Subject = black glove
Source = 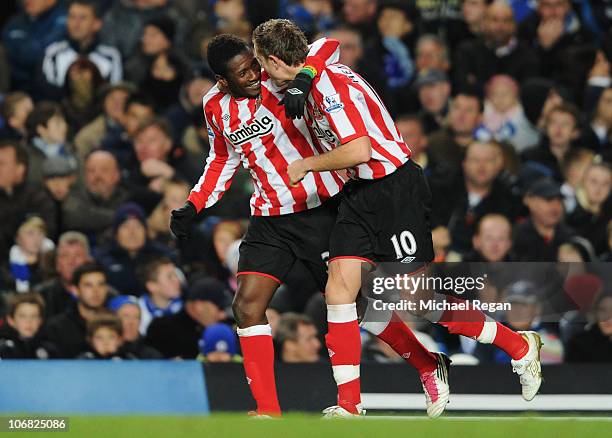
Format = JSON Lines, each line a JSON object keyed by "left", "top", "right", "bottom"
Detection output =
{"left": 170, "top": 201, "right": 197, "bottom": 239}
{"left": 280, "top": 71, "right": 314, "bottom": 119}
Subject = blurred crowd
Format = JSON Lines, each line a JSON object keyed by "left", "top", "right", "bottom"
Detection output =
{"left": 0, "top": 0, "right": 611, "bottom": 364}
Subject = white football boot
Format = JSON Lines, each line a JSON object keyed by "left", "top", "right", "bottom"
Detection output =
{"left": 322, "top": 404, "right": 366, "bottom": 419}
{"left": 420, "top": 353, "right": 451, "bottom": 418}
{"left": 511, "top": 331, "right": 543, "bottom": 401}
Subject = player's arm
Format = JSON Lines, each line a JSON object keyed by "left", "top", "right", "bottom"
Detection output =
{"left": 287, "top": 136, "right": 371, "bottom": 185}
{"left": 170, "top": 107, "right": 240, "bottom": 238}
{"left": 281, "top": 38, "right": 340, "bottom": 119}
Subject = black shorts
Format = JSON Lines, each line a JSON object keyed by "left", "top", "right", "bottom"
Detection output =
{"left": 237, "top": 198, "right": 338, "bottom": 290}
{"left": 329, "top": 160, "right": 434, "bottom": 267}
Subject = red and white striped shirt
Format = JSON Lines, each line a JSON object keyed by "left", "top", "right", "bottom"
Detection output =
{"left": 305, "top": 64, "right": 412, "bottom": 179}
{"left": 188, "top": 39, "right": 344, "bottom": 216}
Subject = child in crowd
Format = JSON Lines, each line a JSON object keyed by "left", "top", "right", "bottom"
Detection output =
{"left": 10, "top": 217, "right": 55, "bottom": 293}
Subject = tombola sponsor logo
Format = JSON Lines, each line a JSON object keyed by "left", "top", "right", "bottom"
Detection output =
{"left": 225, "top": 115, "right": 274, "bottom": 145}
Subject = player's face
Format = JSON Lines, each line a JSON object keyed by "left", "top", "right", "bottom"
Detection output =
{"left": 222, "top": 51, "right": 261, "bottom": 98}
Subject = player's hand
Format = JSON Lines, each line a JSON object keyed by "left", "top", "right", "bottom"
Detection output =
{"left": 287, "top": 159, "right": 308, "bottom": 186}
{"left": 170, "top": 201, "right": 197, "bottom": 239}
{"left": 280, "top": 71, "right": 313, "bottom": 119}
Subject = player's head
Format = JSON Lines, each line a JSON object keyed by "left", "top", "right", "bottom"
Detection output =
{"left": 252, "top": 19, "right": 309, "bottom": 87}
{"left": 207, "top": 34, "right": 261, "bottom": 98}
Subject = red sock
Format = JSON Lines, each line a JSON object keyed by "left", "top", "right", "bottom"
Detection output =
{"left": 437, "top": 296, "right": 529, "bottom": 360}
{"left": 326, "top": 304, "right": 361, "bottom": 414}
{"left": 377, "top": 311, "right": 437, "bottom": 374}
{"left": 237, "top": 324, "right": 281, "bottom": 416}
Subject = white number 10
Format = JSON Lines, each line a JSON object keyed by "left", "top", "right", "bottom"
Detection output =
{"left": 390, "top": 231, "right": 417, "bottom": 259}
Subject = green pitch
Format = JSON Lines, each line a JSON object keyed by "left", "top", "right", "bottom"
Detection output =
{"left": 12, "top": 413, "right": 608, "bottom": 438}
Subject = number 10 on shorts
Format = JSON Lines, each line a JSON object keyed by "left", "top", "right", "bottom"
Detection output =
{"left": 391, "top": 231, "right": 417, "bottom": 263}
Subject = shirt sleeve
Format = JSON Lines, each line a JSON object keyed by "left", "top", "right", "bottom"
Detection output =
{"left": 312, "top": 70, "right": 369, "bottom": 145}
{"left": 187, "top": 105, "right": 241, "bottom": 212}
{"left": 305, "top": 37, "right": 340, "bottom": 72}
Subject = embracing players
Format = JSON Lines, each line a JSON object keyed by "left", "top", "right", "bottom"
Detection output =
{"left": 252, "top": 19, "right": 543, "bottom": 417}
{"left": 170, "top": 34, "right": 451, "bottom": 418}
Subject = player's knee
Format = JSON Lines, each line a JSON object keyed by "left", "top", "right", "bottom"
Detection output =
{"left": 232, "top": 292, "right": 266, "bottom": 327}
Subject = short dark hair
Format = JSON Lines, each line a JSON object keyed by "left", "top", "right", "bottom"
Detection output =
{"left": 126, "top": 92, "right": 156, "bottom": 111}
{"left": 8, "top": 292, "right": 45, "bottom": 319}
{"left": 73, "top": 262, "right": 106, "bottom": 287}
{"left": 134, "top": 116, "right": 172, "bottom": 139}
{"left": 453, "top": 87, "right": 484, "bottom": 113}
{"left": 252, "top": 19, "right": 309, "bottom": 66}
{"left": 69, "top": 0, "right": 101, "bottom": 18}
{"left": 137, "top": 255, "right": 174, "bottom": 287}
{"left": 0, "top": 139, "right": 29, "bottom": 169}
{"left": 207, "top": 34, "right": 251, "bottom": 78}
{"left": 87, "top": 314, "right": 123, "bottom": 338}
{"left": 25, "top": 101, "right": 63, "bottom": 141}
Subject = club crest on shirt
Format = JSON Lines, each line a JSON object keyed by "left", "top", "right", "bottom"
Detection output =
{"left": 224, "top": 115, "right": 274, "bottom": 146}
{"left": 322, "top": 93, "right": 344, "bottom": 113}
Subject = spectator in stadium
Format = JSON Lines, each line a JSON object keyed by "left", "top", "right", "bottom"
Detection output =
{"left": 127, "top": 117, "right": 200, "bottom": 211}
{"left": 560, "top": 148, "right": 596, "bottom": 214}
{"left": 140, "top": 51, "right": 187, "bottom": 112}
{"left": 453, "top": 0, "right": 539, "bottom": 90}
{"left": 364, "top": 0, "right": 419, "bottom": 115}
{"left": 415, "top": 34, "right": 451, "bottom": 75}
{"left": 565, "top": 293, "right": 612, "bottom": 362}
{"left": 341, "top": 0, "right": 378, "bottom": 42}
{"left": 41, "top": 262, "right": 110, "bottom": 358}
{"left": 518, "top": 0, "right": 595, "bottom": 93}
{"left": 79, "top": 313, "right": 136, "bottom": 359}
{"left": 590, "top": 87, "right": 612, "bottom": 151}
{"left": 99, "top": 92, "right": 156, "bottom": 169}
{"left": 108, "top": 294, "right": 162, "bottom": 359}
{"left": 0, "top": 140, "right": 57, "bottom": 265}
{"left": 95, "top": 202, "right": 173, "bottom": 294}
{"left": 34, "top": 231, "right": 91, "bottom": 318}
{"left": 73, "top": 82, "right": 133, "bottom": 159}
{"left": 125, "top": 15, "right": 178, "bottom": 83}
{"left": 211, "top": 0, "right": 251, "bottom": 38}
{"left": 24, "top": 101, "right": 74, "bottom": 186}
{"left": 431, "top": 141, "right": 520, "bottom": 253}
{"left": 60, "top": 58, "right": 106, "bottom": 133}
{"left": 521, "top": 103, "right": 581, "bottom": 183}
{"left": 481, "top": 74, "right": 540, "bottom": 152}
{"left": 395, "top": 115, "right": 435, "bottom": 177}
{"left": 463, "top": 213, "right": 514, "bottom": 262}
{"left": 274, "top": 313, "right": 321, "bottom": 363}
{"left": 0, "top": 92, "right": 34, "bottom": 141}
{"left": 41, "top": 156, "right": 78, "bottom": 206}
{"left": 1, "top": 0, "right": 67, "bottom": 93}
{"left": 0, "top": 292, "right": 58, "bottom": 359}
{"left": 100, "top": 0, "right": 188, "bottom": 59}
{"left": 136, "top": 255, "right": 183, "bottom": 335}
{"left": 39, "top": 0, "right": 122, "bottom": 100}
{"left": 62, "top": 150, "right": 131, "bottom": 239}
{"left": 428, "top": 90, "right": 483, "bottom": 173}
{"left": 475, "top": 281, "right": 564, "bottom": 364}
{"left": 415, "top": 69, "right": 452, "bottom": 134}
{"left": 446, "top": 0, "right": 488, "bottom": 51}
{"left": 145, "top": 277, "right": 230, "bottom": 359}
{"left": 566, "top": 161, "right": 612, "bottom": 255}
{"left": 513, "top": 178, "right": 574, "bottom": 261}
{"left": 9, "top": 216, "right": 55, "bottom": 293}
{"left": 283, "top": 0, "right": 336, "bottom": 39}
{"left": 197, "top": 322, "right": 241, "bottom": 362}
{"left": 163, "top": 75, "right": 214, "bottom": 149}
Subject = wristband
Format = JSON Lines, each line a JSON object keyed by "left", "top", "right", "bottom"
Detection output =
{"left": 300, "top": 65, "right": 317, "bottom": 79}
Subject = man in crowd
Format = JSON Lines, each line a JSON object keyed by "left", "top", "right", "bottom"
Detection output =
{"left": 41, "top": 263, "right": 110, "bottom": 358}
{"left": 40, "top": 0, "right": 122, "bottom": 99}
{"left": 274, "top": 313, "right": 321, "bottom": 363}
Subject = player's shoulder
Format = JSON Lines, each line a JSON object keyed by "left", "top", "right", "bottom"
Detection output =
{"left": 313, "top": 64, "right": 361, "bottom": 95}
{"left": 202, "top": 84, "right": 229, "bottom": 114}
